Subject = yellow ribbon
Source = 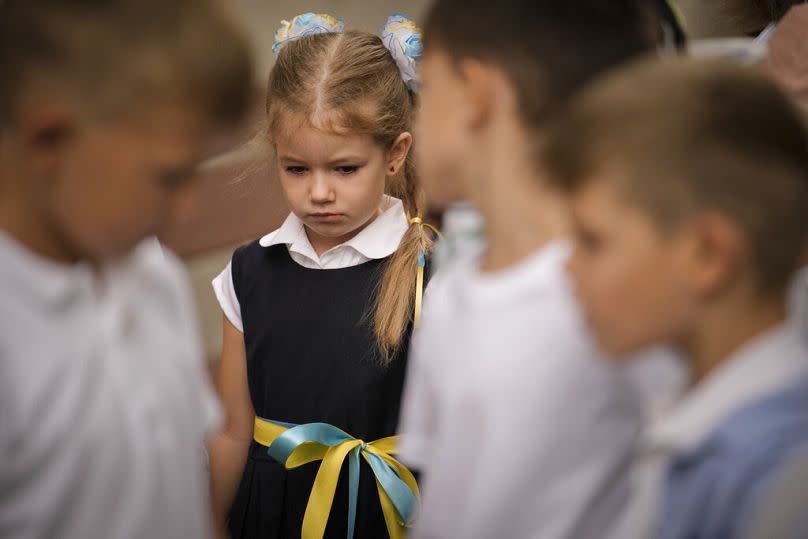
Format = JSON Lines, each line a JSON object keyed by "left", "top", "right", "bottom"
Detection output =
{"left": 408, "top": 216, "right": 444, "bottom": 326}
{"left": 254, "top": 417, "right": 420, "bottom": 539}
{"left": 407, "top": 216, "right": 444, "bottom": 241}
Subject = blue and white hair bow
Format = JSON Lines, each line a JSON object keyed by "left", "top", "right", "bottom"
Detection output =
{"left": 380, "top": 13, "right": 423, "bottom": 92}
{"left": 272, "top": 12, "right": 345, "bottom": 56}
{"left": 272, "top": 12, "right": 423, "bottom": 92}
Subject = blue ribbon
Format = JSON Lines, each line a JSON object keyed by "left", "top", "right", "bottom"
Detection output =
{"left": 263, "top": 419, "right": 418, "bottom": 538}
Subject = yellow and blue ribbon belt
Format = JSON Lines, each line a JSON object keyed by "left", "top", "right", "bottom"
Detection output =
{"left": 253, "top": 417, "right": 420, "bottom": 539}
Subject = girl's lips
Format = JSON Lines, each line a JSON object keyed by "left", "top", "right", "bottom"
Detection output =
{"left": 308, "top": 213, "right": 345, "bottom": 223}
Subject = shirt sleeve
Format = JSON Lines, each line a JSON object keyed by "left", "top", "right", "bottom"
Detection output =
{"left": 212, "top": 261, "right": 243, "bottom": 333}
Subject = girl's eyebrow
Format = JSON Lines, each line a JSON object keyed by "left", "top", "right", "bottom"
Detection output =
{"left": 328, "top": 155, "right": 366, "bottom": 164}
{"left": 277, "top": 154, "right": 307, "bottom": 163}
{"left": 277, "top": 154, "right": 367, "bottom": 164}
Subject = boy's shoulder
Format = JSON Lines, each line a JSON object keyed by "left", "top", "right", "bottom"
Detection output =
{"left": 663, "top": 377, "right": 808, "bottom": 538}
{"left": 418, "top": 240, "right": 608, "bottom": 378}
{"left": 0, "top": 237, "right": 199, "bottom": 363}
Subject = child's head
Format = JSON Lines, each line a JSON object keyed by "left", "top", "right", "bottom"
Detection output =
{"left": 415, "top": 0, "right": 659, "bottom": 209}
{"left": 265, "top": 16, "right": 434, "bottom": 359}
{"left": 0, "top": 0, "right": 252, "bottom": 262}
{"left": 543, "top": 58, "right": 808, "bottom": 359}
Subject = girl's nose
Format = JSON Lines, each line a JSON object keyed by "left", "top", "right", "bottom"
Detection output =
{"left": 309, "top": 173, "right": 335, "bottom": 204}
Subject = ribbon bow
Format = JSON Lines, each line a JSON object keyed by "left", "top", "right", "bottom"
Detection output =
{"left": 254, "top": 417, "right": 420, "bottom": 539}
{"left": 380, "top": 13, "right": 423, "bottom": 91}
{"left": 273, "top": 12, "right": 346, "bottom": 56}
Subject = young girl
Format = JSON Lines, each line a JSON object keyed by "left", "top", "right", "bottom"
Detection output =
{"left": 208, "top": 13, "right": 436, "bottom": 539}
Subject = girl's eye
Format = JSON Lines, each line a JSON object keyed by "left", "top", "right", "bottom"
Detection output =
{"left": 336, "top": 166, "right": 359, "bottom": 175}
{"left": 286, "top": 166, "right": 307, "bottom": 175}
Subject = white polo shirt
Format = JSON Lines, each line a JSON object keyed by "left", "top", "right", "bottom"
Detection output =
{"left": 0, "top": 232, "right": 221, "bottom": 539}
{"left": 213, "top": 196, "right": 409, "bottom": 332}
{"left": 399, "top": 241, "right": 642, "bottom": 539}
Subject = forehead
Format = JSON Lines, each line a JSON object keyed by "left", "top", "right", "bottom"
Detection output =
{"left": 570, "top": 172, "right": 643, "bottom": 224}
{"left": 273, "top": 114, "right": 381, "bottom": 161}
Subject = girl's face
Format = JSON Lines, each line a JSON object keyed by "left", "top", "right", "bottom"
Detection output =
{"left": 274, "top": 117, "right": 411, "bottom": 254}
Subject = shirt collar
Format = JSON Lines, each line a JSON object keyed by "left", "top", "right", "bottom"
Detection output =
{"left": 0, "top": 230, "right": 97, "bottom": 307}
{"left": 258, "top": 196, "right": 408, "bottom": 263}
{"left": 644, "top": 320, "right": 808, "bottom": 454}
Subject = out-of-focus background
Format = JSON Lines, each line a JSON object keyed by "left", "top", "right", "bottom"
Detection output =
{"left": 160, "top": 0, "right": 752, "bottom": 368}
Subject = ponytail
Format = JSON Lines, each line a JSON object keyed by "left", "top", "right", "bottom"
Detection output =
{"left": 373, "top": 155, "right": 437, "bottom": 363}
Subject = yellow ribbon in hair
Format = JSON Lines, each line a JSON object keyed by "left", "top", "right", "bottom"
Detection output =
{"left": 254, "top": 417, "right": 420, "bottom": 539}
{"left": 408, "top": 216, "right": 444, "bottom": 326}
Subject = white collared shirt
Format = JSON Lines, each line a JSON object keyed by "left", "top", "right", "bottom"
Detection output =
{"left": 612, "top": 320, "right": 808, "bottom": 538}
{"left": 212, "top": 196, "right": 408, "bottom": 332}
{"left": 399, "top": 241, "right": 642, "bottom": 539}
{"left": 0, "top": 232, "right": 221, "bottom": 539}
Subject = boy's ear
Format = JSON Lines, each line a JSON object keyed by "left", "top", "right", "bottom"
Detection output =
{"left": 386, "top": 131, "right": 413, "bottom": 177}
{"left": 458, "top": 58, "right": 502, "bottom": 130}
{"left": 18, "top": 102, "right": 75, "bottom": 178}
{"left": 688, "top": 212, "right": 744, "bottom": 297}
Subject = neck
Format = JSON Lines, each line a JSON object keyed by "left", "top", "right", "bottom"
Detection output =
{"left": 0, "top": 170, "right": 81, "bottom": 264}
{"left": 467, "top": 141, "right": 568, "bottom": 272}
{"left": 679, "top": 290, "right": 787, "bottom": 383}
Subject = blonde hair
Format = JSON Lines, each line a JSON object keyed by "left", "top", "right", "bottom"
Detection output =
{"left": 266, "top": 30, "right": 435, "bottom": 362}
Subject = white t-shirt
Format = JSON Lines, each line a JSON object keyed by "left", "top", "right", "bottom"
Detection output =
{"left": 0, "top": 232, "right": 221, "bottom": 539}
{"left": 399, "top": 241, "right": 642, "bottom": 539}
{"left": 213, "top": 196, "right": 409, "bottom": 332}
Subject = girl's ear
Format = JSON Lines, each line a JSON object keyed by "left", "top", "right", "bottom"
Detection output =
{"left": 385, "top": 132, "right": 413, "bottom": 177}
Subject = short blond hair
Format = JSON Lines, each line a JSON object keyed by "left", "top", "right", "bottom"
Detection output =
{"left": 544, "top": 58, "right": 808, "bottom": 291}
{"left": 0, "top": 0, "right": 253, "bottom": 128}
